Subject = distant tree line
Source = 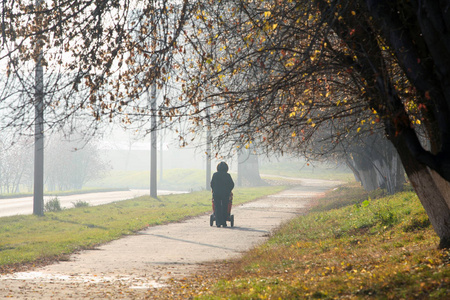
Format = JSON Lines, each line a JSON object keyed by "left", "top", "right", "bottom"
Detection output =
{"left": 0, "top": 135, "right": 108, "bottom": 194}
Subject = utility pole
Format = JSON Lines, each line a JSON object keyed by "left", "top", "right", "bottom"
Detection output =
{"left": 206, "top": 104, "right": 211, "bottom": 191}
{"left": 33, "top": 0, "right": 44, "bottom": 216}
{"left": 150, "top": 83, "right": 157, "bottom": 198}
{"left": 160, "top": 129, "right": 164, "bottom": 181}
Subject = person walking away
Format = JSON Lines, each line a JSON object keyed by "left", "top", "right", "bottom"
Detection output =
{"left": 211, "top": 162, "right": 234, "bottom": 227}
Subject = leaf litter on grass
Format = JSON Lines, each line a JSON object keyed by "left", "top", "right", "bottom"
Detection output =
{"left": 150, "top": 184, "right": 450, "bottom": 299}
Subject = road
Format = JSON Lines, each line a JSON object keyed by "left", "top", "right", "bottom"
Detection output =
{"left": 0, "top": 178, "right": 341, "bottom": 299}
{"left": 0, "top": 189, "right": 185, "bottom": 217}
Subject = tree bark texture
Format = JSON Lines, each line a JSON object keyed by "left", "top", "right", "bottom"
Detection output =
{"left": 346, "top": 134, "right": 405, "bottom": 194}
{"left": 393, "top": 135, "right": 450, "bottom": 249}
{"left": 318, "top": 0, "right": 450, "bottom": 247}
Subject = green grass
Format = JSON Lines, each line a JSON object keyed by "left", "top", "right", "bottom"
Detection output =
{"left": 0, "top": 186, "right": 285, "bottom": 272}
{"left": 157, "top": 183, "right": 450, "bottom": 299}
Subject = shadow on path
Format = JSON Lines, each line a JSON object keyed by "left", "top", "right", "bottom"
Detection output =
{"left": 142, "top": 233, "right": 237, "bottom": 252}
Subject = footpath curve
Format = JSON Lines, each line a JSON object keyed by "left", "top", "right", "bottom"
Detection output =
{"left": 0, "top": 178, "right": 340, "bottom": 299}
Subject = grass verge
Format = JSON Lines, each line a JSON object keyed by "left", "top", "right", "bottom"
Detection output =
{"left": 156, "top": 183, "right": 449, "bottom": 299}
{"left": 0, "top": 186, "right": 285, "bottom": 273}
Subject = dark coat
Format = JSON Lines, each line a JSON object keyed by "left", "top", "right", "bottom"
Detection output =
{"left": 210, "top": 163, "right": 234, "bottom": 201}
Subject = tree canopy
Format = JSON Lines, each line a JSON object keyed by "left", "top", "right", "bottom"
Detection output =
{"left": 172, "top": 0, "right": 450, "bottom": 248}
{"left": 0, "top": 0, "right": 190, "bottom": 136}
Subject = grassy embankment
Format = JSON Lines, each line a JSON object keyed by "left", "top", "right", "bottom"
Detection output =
{"left": 157, "top": 183, "right": 449, "bottom": 299}
{"left": 0, "top": 185, "right": 285, "bottom": 273}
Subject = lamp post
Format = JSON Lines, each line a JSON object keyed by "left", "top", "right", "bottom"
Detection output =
{"left": 150, "top": 83, "right": 157, "bottom": 198}
{"left": 206, "top": 101, "right": 211, "bottom": 191}
{"left": 33, "top": 0, "right": 44, "bottom": 216}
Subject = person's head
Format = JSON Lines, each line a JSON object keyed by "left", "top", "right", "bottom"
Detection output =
{"left": 217, "top": 161, "right": 229, "bottom": 173}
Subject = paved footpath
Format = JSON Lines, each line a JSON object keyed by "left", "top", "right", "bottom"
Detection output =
{"left": 0, "top": 179, "right": 340, "bottom": 299}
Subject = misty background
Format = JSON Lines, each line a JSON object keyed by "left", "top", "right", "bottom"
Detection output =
{"left": 0, "top": 125, "right": 352, "bottom": 196}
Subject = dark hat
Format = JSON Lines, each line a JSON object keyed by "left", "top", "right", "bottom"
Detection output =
{"left": 217, "top": 161, "right": 229, "bottom": 172}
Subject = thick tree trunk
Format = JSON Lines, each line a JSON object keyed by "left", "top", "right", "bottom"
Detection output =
{"left": 359, "top": 167, "right": 379, "bottom": 192}
{"left": 407, "top": 168, "right": 450, "bottom": 249}
{"left": 346, "top": 134, "right": 405, "bottom": 194}
{"left": 372, "top": 148, "right": 406, "bottom": 194}
{"left": 394, "top": 138, "right": 450, "bottom": 249}
{"left": 394, "top": 155, "right": 406, "bottom": 192}
{"left": 430, "top": 171, "right": 450, "bottom": 209}
{"left": 345, "top": 159, "right": 362, "bottom": 183}
{"left": 349, "top": 154, "right": 378, "bottom": 191}
{"left": 237, "top": 149, "right": 266, "bottom": 187}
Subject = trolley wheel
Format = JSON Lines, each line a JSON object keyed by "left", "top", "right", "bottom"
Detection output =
{"left": 210, "top": 214, "right": 215, "bottom": 227}
{"left": 230, "top": 214, "right": 234, "bottom": 227}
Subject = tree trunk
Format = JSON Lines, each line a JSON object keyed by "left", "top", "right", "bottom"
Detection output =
{"left": 394, "top": 137, "right": 450, "bottom": 249}
{"left": 394, "top": 154, "right": 406, "bottom": 193}
{"left": 358, "top": 168, "right": 379, "bottom": 192}
{"left": 407, "top": 168, "right": 450, "bottom": 249}
{"left": 237, "top": 148, "right": 266, "bottom": 187}
{"left": 350, "top": 153, "right": 379, "bottom": 192}
{"left": 346, "top": 159, "right": 362, "bottom": 183}
{"left": 346, "top": 134, "right": 405, "bottom": 194}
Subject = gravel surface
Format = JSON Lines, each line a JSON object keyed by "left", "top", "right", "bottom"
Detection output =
{"left": 0, "top": 179, "right": 340, "bottom": 299}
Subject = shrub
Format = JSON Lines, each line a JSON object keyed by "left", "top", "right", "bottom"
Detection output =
{"left": 72, "top": 200, "right": 90, "bottom": 208}
{"left": 44, "top": 197, "right": 62, "bottom": 212}
{"left": 374, "top": 208, "right": 397, "bottom": 227}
